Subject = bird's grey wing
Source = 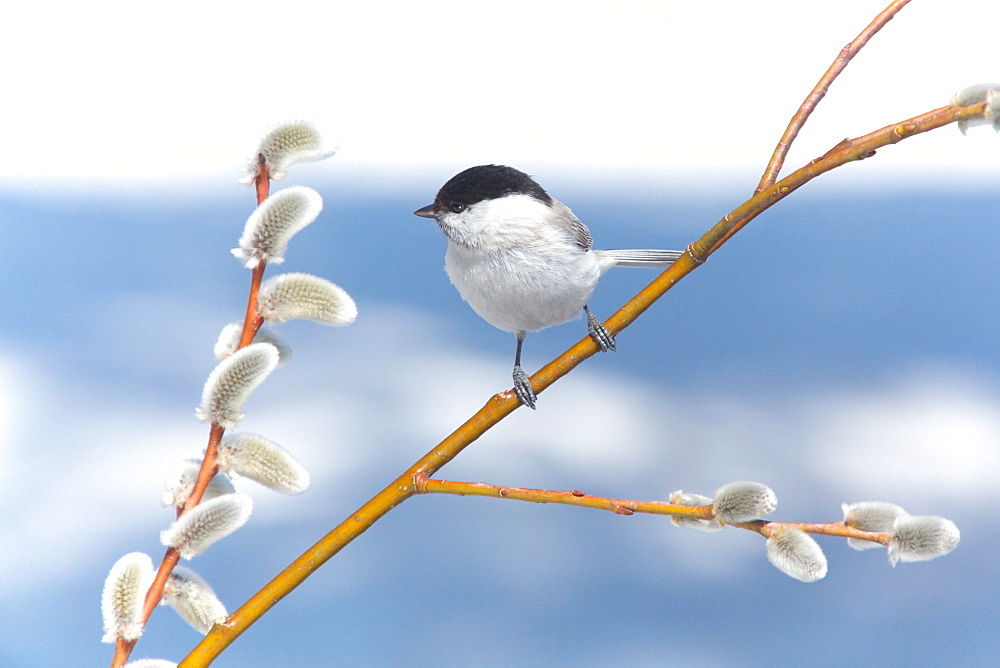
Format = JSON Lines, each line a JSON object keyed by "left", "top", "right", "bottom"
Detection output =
{"left": 550, "top": 201, "right": 593, "bottom": 250}
{"left": 594, "top": 248, "right": 684, "bottom": 268}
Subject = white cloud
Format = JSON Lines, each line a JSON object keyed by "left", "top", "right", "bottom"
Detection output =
{"left": 806, "top": 369, "right": 1000, "bottom": 500}
{"left": 2, "top": 304, "right": 994, "bottom": 595}
{"left": 0, "top": 353, "right": 35, "bottom": 492}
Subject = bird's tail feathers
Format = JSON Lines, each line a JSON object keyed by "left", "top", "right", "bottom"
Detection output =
{"left": 597, "top": 248, "right": 684, "bottom": 268}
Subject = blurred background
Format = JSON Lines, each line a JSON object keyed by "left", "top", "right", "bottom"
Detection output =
{"left": 2, "top": 1, "right": 998, "bottom": 665}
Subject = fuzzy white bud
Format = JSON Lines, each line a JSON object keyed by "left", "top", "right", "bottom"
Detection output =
{"left": 842, "top": 501, "right": 908, "bottom": 551}
{"left": 161, "top": 459, "right": 236, "bottom": 507}
{"left": 668, "top": 489, "right": 722, "bottom": 532}
{"left": 160, "top": 493, "right": 253, "bottom": 559}
{"left": 161, "top": 565, "right": 228, "bottom": 635}
{"left": 257, "top": 273, "right": 358, "bottom": 326}
{"left": 232, "top": 186, "right": 323, "bottom": 268}
{"left": 196, "top": 343, "right": 279, "bottom": 429}
{"left": 101, "top": 552, "right": 154, "bottom": 643}
{"left": 213, "top": 322, "right": 291, "bottom": 365}
{"left": 240, "top": 120, "right": 337, "bottom": 183}
{"left": 712, "top": 481, "right": 778, "bottom": 524}
{"left": 124, "top": 661, "right": 178, "bottom": 668}
{"left": 951, "top": 83, "right": 1000, "bottom": 134}
{"left": 217, "top": 433, "right": 310, "bottom": 494}
{"left": 887, "top": 515, "right": 961, "bottom": 566}
{"left": 766, "top": 526, "right": 828, "bottom": 583}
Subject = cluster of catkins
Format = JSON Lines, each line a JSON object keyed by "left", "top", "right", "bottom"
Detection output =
{"left": 101, "top": 122, "right": 353, "bottom": 660}
{"left": 670, "top": 482, "right": 959, "bottom": 583}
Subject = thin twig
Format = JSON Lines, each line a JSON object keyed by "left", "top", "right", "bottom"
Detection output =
{"left": 180, "top": 100, "right": 985, "bottom": 666}
{"left": 240, "top": 158, "right": 269, "bottom": 347}
{"left": 755, "top": 0, "right": 914, "bottom": 193}
{"left": 704, "top": 103, "right": 973, "bottom": 256}
{"left": 738, "top": 519, "right": 890, "bottom": 545}
{"left": 414, "top": 475, "right": 889, "bottom": 544}
{"left": 414, "top": 474, "right": 714, "bottom": 520}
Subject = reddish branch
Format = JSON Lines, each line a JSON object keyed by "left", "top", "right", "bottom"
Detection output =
{"left": 111, "top": 160, "right": 273, "bottom": 668}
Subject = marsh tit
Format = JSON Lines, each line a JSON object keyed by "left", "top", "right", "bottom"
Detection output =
{"left": 415, "top": 164, "right": 682, "bottom": 410}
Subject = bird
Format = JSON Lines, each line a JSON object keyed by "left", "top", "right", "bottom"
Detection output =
{"left": 414, "top": 164, "right": 683, "bottom": 409}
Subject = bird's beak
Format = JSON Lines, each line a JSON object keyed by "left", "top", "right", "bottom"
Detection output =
{"left": 413, "top": 205, "right": 436, "bottom": 218}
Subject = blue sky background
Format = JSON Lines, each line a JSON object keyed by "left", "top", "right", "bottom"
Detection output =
{"left": 1, "top": 1, "right": 999, "bottom": 666}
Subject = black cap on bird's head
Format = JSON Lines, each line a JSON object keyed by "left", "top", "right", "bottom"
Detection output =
{"left": 413, "top": 165, "right": 552, "bottom": 219}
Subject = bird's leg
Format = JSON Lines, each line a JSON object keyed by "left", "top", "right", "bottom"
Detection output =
{"left": 511, "top": 333, "right": 537, "bottom": 410}
{"left": 584, "top": 305, "right": 616, "bottom": 352}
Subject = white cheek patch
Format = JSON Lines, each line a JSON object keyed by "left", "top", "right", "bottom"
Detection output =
{"left": 452, "top": 195, "right": 558, "bottom": 249}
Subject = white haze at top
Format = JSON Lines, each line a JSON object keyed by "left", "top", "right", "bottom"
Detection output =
{"left": 4, "top": 0, "right": 1000, "bottom": 186}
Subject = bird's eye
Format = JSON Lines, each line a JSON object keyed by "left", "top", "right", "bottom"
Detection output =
{"left": 449, "top": 202, "right": 466, "bottom": 214}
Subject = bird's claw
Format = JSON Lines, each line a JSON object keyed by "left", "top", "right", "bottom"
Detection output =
{"left": 512, "top": 365, "right": 537, "bottom": 410}
{"left": 587, "top": 312, "right": 616, "bottom": 352}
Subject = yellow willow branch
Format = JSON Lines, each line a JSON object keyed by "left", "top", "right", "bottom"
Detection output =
{"left": 181, "top": 101, "right": 984, "bottom": 666}
{"left": 756, "top": 0, "right": 914, "bottom": 192}
{"left": 414, "top": 475, "right": 890, "bottom": 545}
{"left": 414, "top": 474, "right": 714, "bottom": 519}
{"left": 698, "top": 103, "right": 983, "bottom": 257}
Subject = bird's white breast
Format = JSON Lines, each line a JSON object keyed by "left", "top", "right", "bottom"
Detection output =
{"left": 444, "top": 236, "right": 601, "bottom": 335}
